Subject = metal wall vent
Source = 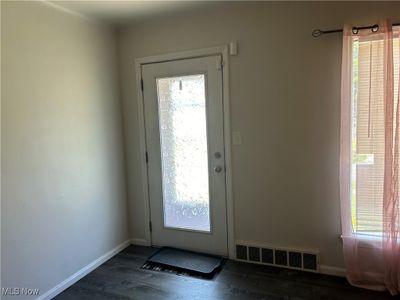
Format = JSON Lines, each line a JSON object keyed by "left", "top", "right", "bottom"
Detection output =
{"left": 235, "top": 243, "right": 319, "bottom": 273}
{"left": 236, "top": 245, "right": 247, "bottom": 260}
{"left": 248, "top": 247, "right": 260, "bottom": 262}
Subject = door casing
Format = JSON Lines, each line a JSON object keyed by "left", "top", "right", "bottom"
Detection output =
{"left": 134, "top": 45, "right": 234, "bottom": 258}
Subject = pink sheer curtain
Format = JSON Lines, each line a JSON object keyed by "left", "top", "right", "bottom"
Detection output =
{"left": 340, "top": 20, "right": 400, "bottom": 295}
{"left": 383, "top": 20, "right": 400, "bottom": 295}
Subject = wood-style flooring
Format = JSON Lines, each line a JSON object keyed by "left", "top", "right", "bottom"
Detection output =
{"left": 55, "top": 245, "right": 393, "bottom": 300}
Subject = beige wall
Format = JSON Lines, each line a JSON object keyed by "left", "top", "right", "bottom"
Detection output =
{"left": 118, "top": 1, "right": 400, "bottom": 269}
{"left": 1, "top": 1, "right": 129, "bottom": 298}
{"left": 3, "top": 2, "right": 400, "bottom": 294}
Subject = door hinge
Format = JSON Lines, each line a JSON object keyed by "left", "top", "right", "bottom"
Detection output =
{"left": 140, "top": 78, "right": 144, "bottom": 91}
{"left": 145, "top": 151, "right": 148, "bottom": 163}
{"left": 149, "top": 221, "right": 152, "bottom": 232}
{"left": 216, "top": 57, "right": 224, "bottom": 70}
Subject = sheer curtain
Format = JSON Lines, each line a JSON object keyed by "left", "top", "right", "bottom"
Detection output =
{"left": 340, "top": 20, "right": 400, "bottom": 295}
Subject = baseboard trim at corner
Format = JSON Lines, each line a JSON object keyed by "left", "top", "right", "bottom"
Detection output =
{"left": 320, "top": 265, "right": 346, "bottom": 277}
{"left": 36, "top": 239, "right": 131, "bottom": 300}
{"left": 130, "top": 238, "right": 150, "bottom": 246}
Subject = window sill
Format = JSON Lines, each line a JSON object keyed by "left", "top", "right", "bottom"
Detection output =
{"left": 340, "top": 234, "right": 382, "bottom": 249}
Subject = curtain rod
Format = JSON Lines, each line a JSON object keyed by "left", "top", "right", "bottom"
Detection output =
{"left": 312, "top": 22, "right": 400, "bottom": 37}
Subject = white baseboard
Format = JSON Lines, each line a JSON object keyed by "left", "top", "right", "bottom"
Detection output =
{"left": 320, "top": 265, "right": 346, "bottom": 277}
{"left": 37, "top": 239, "right": 131, "bottom": 300}
{"left": 130, "top": 238, "right": 150, "bottom": 246}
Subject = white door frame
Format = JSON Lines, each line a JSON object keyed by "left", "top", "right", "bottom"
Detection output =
{"left": 134, "top": 45, "right": 235, "bottom": 258}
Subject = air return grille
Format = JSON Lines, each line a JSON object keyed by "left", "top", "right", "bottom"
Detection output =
{"left": 235, "top": 243, "right": 319, "bottom": 272}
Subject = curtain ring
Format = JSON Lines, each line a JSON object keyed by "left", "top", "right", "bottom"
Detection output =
{"left": 352, "top": 27, "right": 359, "bottom": 35}
{"left": 371, "top": 24, "right": 379, "bottom": 33}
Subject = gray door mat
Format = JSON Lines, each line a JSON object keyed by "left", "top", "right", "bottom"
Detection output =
{"left": 141, "top": 247, "right": 225, "bottom": 279}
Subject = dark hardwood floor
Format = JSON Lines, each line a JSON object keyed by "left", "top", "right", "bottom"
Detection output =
{"left": 55, "top": 245, "right": 392, "bottom": 300}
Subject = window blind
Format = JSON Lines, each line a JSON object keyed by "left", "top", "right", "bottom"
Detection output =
{"left": 351, "top": 37, "right": 399, "bottom": 235}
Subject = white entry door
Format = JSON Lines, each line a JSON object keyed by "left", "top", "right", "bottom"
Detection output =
{"left": 142, "top": 55, "right": 228, "bottom": 256}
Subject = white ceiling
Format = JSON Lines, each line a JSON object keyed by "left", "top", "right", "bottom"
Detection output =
{"left": 49, "top": 0, "right": 213, "bottom": 26}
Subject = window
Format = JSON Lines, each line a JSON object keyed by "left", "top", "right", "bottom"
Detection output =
{"left": 350, "top": 36, "right": 400, "bottom": 236}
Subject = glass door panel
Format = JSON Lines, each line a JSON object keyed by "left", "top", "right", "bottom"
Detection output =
{"left": 156, "top": 74, "right": 210, "bottom": 232}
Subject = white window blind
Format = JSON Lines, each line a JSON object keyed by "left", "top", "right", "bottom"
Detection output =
{"left": 351, "top": 37, "right": 400, "bottom": 236}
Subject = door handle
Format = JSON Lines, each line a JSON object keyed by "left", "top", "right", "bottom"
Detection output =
{"left": 214, "top": 166, "right": 223, "bottom": 173}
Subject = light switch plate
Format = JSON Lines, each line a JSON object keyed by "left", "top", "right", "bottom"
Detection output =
{"left": 229, "top": 41, "right": 238, "bottom": 56}
{"left": 232, "top": 131, "right": 242, "bottom": 145}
